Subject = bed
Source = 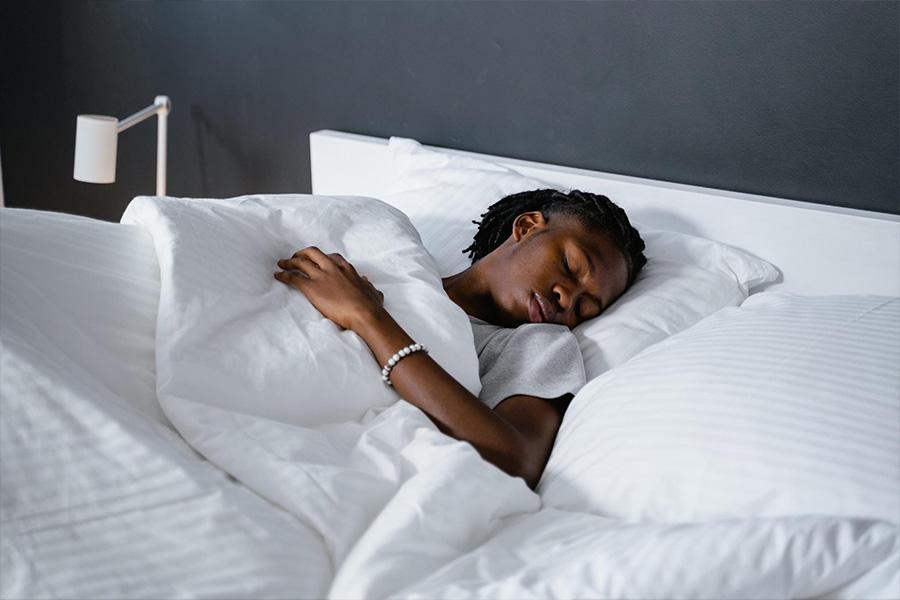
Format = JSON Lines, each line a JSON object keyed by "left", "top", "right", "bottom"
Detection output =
{"left": 1, "top": 130, "right": 898, "bottom": 599}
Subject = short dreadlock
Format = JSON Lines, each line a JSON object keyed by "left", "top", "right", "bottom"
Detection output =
{"left": 462, "top": 189, "right": 647, "bottom": 287}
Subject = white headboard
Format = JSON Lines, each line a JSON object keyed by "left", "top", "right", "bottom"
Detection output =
{"left": 310, "top": 129, "right": 899, "bottom": 296}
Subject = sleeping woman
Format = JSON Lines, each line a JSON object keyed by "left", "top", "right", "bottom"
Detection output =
{"left": 274, "top": 189, "right": 646, "bottom": 489}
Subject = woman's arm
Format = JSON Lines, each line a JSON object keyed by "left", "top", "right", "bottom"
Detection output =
{"left": 275, "top": 247, "right": 561, "bottom": 489}
{"left": 354, "top": 308, "right": 564, "bottom": 488}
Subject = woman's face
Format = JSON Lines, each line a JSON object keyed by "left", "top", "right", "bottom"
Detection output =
{"left": 484, "top": 211, "right": 630, "bottom": 329}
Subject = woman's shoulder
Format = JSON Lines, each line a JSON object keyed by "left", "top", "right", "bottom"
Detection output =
{"left": 468, "top": 314, "right": 573, "bottom": 335}
{"left": 468, "top": 314, "right": 578, "bottom": 352}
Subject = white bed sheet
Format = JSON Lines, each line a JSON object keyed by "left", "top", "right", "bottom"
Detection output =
{"left": 0, "top": 208, "right": 166, "bottom": 427}
{"left": 1, "top": 337, "right": 333, "bottom": 599}
{"left": 1, "top": 209, "right": 332, "bottom": 598}
{"left": 2, "top": 206, "right": 898, "bottom": 599}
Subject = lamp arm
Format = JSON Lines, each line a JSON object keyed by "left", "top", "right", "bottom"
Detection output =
{"left": 115, "top": 96, "right": 171, "bottom": 195}
{"left": 117, "top": 96, "right": 171, "bottom": 132}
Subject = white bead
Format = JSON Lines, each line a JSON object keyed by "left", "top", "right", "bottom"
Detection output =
{"left": 380, "top": 342, "right": 429, "bottom": 385}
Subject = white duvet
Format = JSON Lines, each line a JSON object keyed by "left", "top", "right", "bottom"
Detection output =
{"left": 2, "top": 203, "right": 898, "bottom": 599}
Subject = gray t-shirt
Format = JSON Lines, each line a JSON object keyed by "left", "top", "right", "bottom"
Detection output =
{"left": 468, "top": 315, "right": 587, "bottom": 410}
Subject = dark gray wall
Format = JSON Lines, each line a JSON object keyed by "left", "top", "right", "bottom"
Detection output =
{"left": 2, "top": 1, "right": 897, "bottom": 222}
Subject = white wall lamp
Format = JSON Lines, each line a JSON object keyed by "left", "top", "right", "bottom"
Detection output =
{"left": 73, "top": 95, "right": 171, "bottom": 196}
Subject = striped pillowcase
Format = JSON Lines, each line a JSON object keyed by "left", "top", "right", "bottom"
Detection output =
{"left": 540, "top": 293, "right": 900, "bottom": 524}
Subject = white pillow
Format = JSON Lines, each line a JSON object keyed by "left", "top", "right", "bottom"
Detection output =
{"left": 383, "top": 137, "right": 779, "bottom": 379}
{"left": 539, "top": 293, "right": 900, "bottom": 524}
{"left": 385, "top": 137, "right": 549, "bottom": 277}
{"left": 121, "top": 194, "right": 481, "bottom": 427}
{"left": 575, "top": 226, "right": 777, "bottom": 376}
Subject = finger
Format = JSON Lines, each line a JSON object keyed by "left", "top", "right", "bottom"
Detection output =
{"left": 328, "top": 252, "right": 351, "bottom": 268}
{"left": 298, "top": 246, "right": 334, "bottom": 270}
{"left": 274, "top": 269, "right": 309, "bottom": 285}
{"left": 288, "top": 250, "right": 321, "bottom": 268}
{"left": 278, "top": 256, "right": 320, "bottom": 277}
{"left": 333, "top": 254, "right": 359, "bottom": 275}
{"left": 290, "top": 246, "right": 337, "bottom": 271}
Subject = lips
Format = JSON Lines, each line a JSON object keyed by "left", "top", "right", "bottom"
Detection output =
{"left": 528, "top": 292, "right": 552, "bottom": 324}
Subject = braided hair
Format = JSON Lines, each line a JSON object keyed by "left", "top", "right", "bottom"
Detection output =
{"left": 463, "top": 189, "right": 647, "bottom": 286}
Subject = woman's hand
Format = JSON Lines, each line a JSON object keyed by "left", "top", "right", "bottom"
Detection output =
{"left": 274, "top": 246, "right": 384, "bottom": 331}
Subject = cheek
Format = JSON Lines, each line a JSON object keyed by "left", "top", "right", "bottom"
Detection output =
{"left": 501, "top": 247, "right": 556, "bottom": 301}
{"left": 522, "top": 251, "right": 559, "bottom": 289}
{"left": 492, "top": 250, "right": 539, "bottom": 312}
{"left": 504, "top": 247, "right": 539, "bottom": 288}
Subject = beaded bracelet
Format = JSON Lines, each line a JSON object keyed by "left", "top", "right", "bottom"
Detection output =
{"left": 381, "top": 342, "right": 428, "bottom": 387}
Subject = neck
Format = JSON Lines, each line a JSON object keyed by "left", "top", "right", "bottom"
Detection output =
{"left": 442, "top": 260, "right": 498, "bottom": 323}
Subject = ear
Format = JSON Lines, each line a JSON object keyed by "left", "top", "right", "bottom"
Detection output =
{"left": 512, "top": 211, "right": 547, "bottom": 242}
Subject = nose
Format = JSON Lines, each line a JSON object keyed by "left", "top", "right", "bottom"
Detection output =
{"left": 551, "top": 282, "right": 578, "bottom": 325}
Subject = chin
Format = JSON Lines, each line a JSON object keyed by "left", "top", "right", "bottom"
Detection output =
{"left": 495, "top": 307, "right": 525, "bottom": 328}
{"left": 504, "top": 314, "right": 527, "bottom": 328}
{"left": 491, "top": 295, "right": 531, "bottom": 328}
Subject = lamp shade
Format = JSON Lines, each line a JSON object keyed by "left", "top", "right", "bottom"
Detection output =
{"left": 73, "top": 115, "right": 118, "bottom": 184}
